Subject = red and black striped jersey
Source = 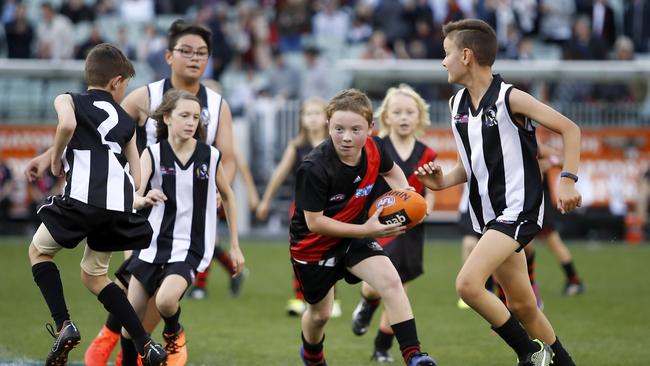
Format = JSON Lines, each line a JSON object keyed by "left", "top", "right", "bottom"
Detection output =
{"left": 289, "top": 136, "right": 393, "bottom": 261}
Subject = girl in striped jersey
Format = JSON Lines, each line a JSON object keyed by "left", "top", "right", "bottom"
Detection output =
{"left": 349, "top": 85, "right": 437, "bottom": 363}
{"left": 120, "top": 90, "right": 245, "bottom": 366}
{"left": 416, "top": 20, "right": 580, "bottom": 366}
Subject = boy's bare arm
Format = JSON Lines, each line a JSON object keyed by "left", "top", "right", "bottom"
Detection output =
{"left": 381, "top": 163, "right": 410, "bottom": 190}
{"left": 120, "top": 86, "right": 149, "bottom": 126}
{"left": 215, "top": 100, "right": 236, "bottom": 184}
{"left": 216, "top": 164, "right": 245, "bottom": 276}
{"left": 124, "top": 134, "right": 140, "bottom": 191}
{"left": 304, "top": 209, "right": 405, "bottom": 239}
{"left": 51, "top": 94, "right": 77, "bottom": 176}
{"left": 509, "top": 88, "right": 582, "bottom": 212}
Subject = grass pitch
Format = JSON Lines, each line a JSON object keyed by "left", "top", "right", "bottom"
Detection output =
{"left": 0, "top": 237, "right": 648, "bottom": 365}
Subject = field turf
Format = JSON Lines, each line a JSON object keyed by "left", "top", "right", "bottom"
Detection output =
{"left": 0, "top": 237, "right": 648, "bottom": 365}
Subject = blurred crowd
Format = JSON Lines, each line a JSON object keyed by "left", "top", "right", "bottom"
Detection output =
{"left": 0, "top": 0, "right": 649, "bottom": 104}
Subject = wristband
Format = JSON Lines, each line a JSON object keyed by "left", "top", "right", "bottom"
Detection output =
{"left": 560, "top": 171, "right": 578, "bottom": 183}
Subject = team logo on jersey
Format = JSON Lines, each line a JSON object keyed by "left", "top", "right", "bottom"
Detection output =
{"left": 196, "top": 163, "right": 209, "bottom": 180}
{"left": 354, "top": 183, "right": 374, "bottom": 198}
{"left": 453, "top": 113, "right": 469, "bottom": 124}
{"left": 200, "top": 108, "right": 211, "bottom": 126}
{"left": 161, "top": 166, "right": 176, "bottom": 175}
{"left": 482, "top": 106, "right": 498, "bottom": 127}
{"left": 329, "top": 193, "right": 346, "bottom": 202}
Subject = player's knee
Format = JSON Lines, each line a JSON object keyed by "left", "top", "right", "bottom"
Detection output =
{"left": 80, "top": 270, "right": 109, "bottom": 294}
{"left": 376, "top": 274, "right": 403, "bottom": 296}
{"left": 507, "top": 298, "right": 538, "bottom": 320}
{"left": 155, "top": 293, "right": 179, "bottom": 315}
{"left": 456, "top": 274, "right": 481, "bottom": 300}
{"left": 306, "top": 307, "right": 331, "bottom": 327}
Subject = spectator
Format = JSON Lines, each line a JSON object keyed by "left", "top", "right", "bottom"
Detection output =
{"left": 300, "top": 45, "right": 332, "bottom": 101}
{"left": 594, "top": 36, "right": 646, "bottom": 103}
{"left": 539, "top": 0, "right": 575, "bottom": 45}
{"left": 346, "top": 5, "right": 373, "bottom": 45}
{"left": 589, "top": 0, "right": 616, "bottom": 50}
{"left": 372, "top": 0, "right": 409, "bottom": 46}
{"left": 36, "top": 2, "right": 75, "bottom": 59}
{"left": 59, "top": 0, "right": 95, "bottom": 24}
{"left": 266, "top": 48, "right": 301, "bottom": 100}
{"left": 75, "top": 25, "right": 105, "bottom": 60}
{"left": 4, "top": 2, "right": 33, "bottom": 58}
{"left": 623, "top": 0, "right": 650, "bottom": 53}
{"left": 94, "top": 0, "right": 117, "bottom": 16}
{"left": 0, "top": 155, "right": 14, "bottom": 222}
{"left": 1, "top": 0, "right": 17, "bottom": 24}
{"left": 312, "top": 0, "right": 349, "bottom": 44}
{"left": 360, "top": 30, "right": 394, "bottom": 59}
{"left": 119, "top": 0, "right": 154, "bottom": 22}
{"left": 197, "top": 4, "right": 234, "bottom": 81}
{"left": 114, "top": 26, "right": 136, "bottom": 60}
{"left": 563, "top": 15, "right": 607, "bottom": 60}
{"left": 275, "top": 0, "right": 311, "bottom": 52}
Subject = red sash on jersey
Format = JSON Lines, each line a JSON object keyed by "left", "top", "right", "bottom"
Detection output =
{"left": 291, "top": 137, "right": 380, "bottom": 261}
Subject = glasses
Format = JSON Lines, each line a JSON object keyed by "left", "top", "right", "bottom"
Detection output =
{"left": 173, "top": 48, "right": 209, "bottom": 60}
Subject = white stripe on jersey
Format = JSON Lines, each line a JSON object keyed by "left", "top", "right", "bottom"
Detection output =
{"left": 106, "top": 152, "right": 126, "bottom": 211}
{"left": 199, "top": 150, "right": 218, "bottom": 272}
{"left": 139, "top": 144, "right": 161, "bottom": 263}
{"left": 169, "top": 165, "right": 194, "bottom": 263}
{"left": 69, "top": 149, "right": 90, "bottom": 203}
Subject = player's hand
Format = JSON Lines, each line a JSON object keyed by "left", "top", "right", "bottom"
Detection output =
{"left": 414, "top": 162, "right": 444, "bottom": 190}
{"left": 229, "top": 246, "right": 246, "bottom": 277}
{"left": 255, "top": 200, "right": 270, "bottom": 221}
{"left": 364, "top": 206, "right": 406, "bottom": 238}
{"left": 145, "top": 189, "right": 167, "bottom": 205}
{"left": 557, "top": 179, "right": 582, "bottom": 214}
{"left": 50, "top": 159, "right": 64, "bottom": 178}
{"left": 25, "top": 154, "right": 50, "bottom": 182}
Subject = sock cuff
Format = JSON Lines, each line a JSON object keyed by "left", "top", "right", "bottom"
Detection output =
{"left": 97, "top": 282, "right": 122, "bottom": 302}
{"left": 32, "top": 261, "right": 58, "bottom": 280}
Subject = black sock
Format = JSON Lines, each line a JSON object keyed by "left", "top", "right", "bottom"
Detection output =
{"left": 105, "top": 312, "right": 122, "bottom": 333}
{"left": 551, "top": 337, "right": 575, "bottom": 366}
{"left": 162, "top": 307, "right": 181, "bottom": 334}
{"left": 391, "top": 319, "right": 421, "bottom": 363}
{"left": 492, "top": 314, "right": 537, "bottom": 361}
{"left": 32, "top": 262, "right": 70, "bottom": 330}
{"left": 120, "top": 335, "right": 139, "bottom": 366}
{"left": 561, "top": 262, "right": 580, "bottom": 283}
{"left": 301, "top": 332, "right": 325, "bottom": 362}
{"left": 374, "top": 327, "right": 394, "bottom": 351}
{"left": 98, "top": 283, "right": 147, "bottom": 354}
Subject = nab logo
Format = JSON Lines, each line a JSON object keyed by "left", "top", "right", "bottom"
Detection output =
{"left": 380, "top": 209, "right": 412, "bottom": 227}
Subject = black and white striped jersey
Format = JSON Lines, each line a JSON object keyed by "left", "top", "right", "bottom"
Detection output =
{"left": 137, "top": 78, "right": 223, "bottom": 151}
{"left": 62, "top": 89, "right": 136, "bottom": 212}
{"left": 450, "top": 74, "right": 544, "bottom": 233}
{"left": 135, "top": 140, "right": 221, "bottom": 271}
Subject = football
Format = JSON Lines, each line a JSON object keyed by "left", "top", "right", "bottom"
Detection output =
{"left": 368, "top": 189, "right": 427, "bottom": 230}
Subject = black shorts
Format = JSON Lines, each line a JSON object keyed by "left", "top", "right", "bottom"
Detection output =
{"left": 381, "top": 225, "right": 424, "bottom": 283}
{"left": 292, "top": 238, "right": 386, "bottom": 304}
{"left": 485, "top": 219, "right": 541, "bottom": 252}
{"left": 126, "top": 257, "right": 195, "bottom": 297}
{"left": 458, "top": 210, "right": 481, "bottom": 238}
{"left": 114, "top": 256, "right": 134, "bottom": 288}
{"left": 38, "top": 196, "right": 152, "bottom": 252}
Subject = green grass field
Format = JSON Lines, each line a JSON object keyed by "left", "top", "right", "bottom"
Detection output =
{"left": 1, "top": 237, "right": 649, "bottom": 365}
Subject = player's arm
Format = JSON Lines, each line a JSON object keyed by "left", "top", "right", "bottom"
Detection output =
{"left": 133, "top": 148, "right": 166, "bottom": 210}
{"left": 509, "top": 88, "right": 582, "bottom": 213}
{"left": 381, "top": 163, "right": 410, "bottom": 190}
{"left": 215, "top": 100, "right": 236, "bottom": 184}
{"left": 415, "top": 154, "right": 467, "bottom": 190}
{"left": 120, "top": 86, "right": 149, "bottom": 126}
{"left": 256, "top": 143, "right": 297, "bottom": 220}
{"left": 51, "top": 94, "right": 76, "bottom": 177}
{"left": 124, "top": 133, "right": 141, "bottom": 191}
{"left": 216, "top": 163, "right": 245, "bottom": 276}
{"left": 304, "top": 209, "right": 405, "bottom": 239}
{"left": 24, "top": 147, "right": 53, "bottom": 182}
{"left": 234, "top": 142, "right": 260, "bottom": 210}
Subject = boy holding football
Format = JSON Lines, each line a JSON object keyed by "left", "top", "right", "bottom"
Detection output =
{"left": 290, "top": 88, "right": 437, "bottom": 366}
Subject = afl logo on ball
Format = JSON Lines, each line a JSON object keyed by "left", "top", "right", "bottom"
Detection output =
{"left": 376, "top": 195, "right": 395, "bottom": 209}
